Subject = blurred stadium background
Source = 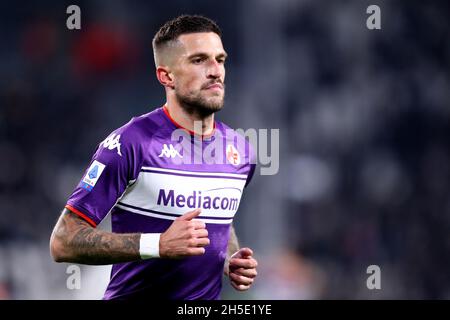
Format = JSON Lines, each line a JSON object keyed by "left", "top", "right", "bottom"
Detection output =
{"left": 0, "top": 0, "right": 449, "bottom": 299}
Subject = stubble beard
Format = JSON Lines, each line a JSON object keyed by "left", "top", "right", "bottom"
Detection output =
{"left": 175, "top": 86, "right": 225, "bottom": 118}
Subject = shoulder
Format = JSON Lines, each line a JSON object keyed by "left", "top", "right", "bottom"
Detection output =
{"left": 94, "top": 107, "right": 166, "bottom": 163}
{"left": 116, "top": 107, "right": 164, "bottom": 139}
{"left": 101, "top": 107, "right": 164, "bottom": 149}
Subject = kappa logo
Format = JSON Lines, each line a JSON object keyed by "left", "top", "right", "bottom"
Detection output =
{"left": 158, "top": 144, "right": 182, "bottom": 159}
{"left": 226, "top": 144, "right": 241, "bottom": 166}
{"left": 101, "top": 133, "right": 122, "bottom": 156}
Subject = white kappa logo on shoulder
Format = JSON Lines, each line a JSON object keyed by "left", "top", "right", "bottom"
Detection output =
{"left": 101, "top": 133, "right": 122, "bottom": 156}
{"left": 158, "top": 144, "right": 182, "bottom": 159}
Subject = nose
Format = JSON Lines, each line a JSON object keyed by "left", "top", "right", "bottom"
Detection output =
{"left": 207, "top": 60, "right": 223, "bottom": 79}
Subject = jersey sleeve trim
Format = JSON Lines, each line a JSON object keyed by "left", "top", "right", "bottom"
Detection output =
{"left": 65, "top": 204, "right": 98, "bottom": 227}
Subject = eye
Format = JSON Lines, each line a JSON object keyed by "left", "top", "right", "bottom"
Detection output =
{"left": 192, "top": 57, "right": 204, "bottom": 64}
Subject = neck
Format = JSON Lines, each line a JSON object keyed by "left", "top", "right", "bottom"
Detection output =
{"left": 165, "top": 97, "right": 215, "bottom": 136}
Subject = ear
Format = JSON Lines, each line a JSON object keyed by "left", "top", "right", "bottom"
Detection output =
{"left": 156, "top": 66, "right": 174, "bottom": 89}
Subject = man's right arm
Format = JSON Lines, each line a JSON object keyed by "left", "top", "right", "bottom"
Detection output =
{"left": 50, "top": 208, "right": 141, "bottom": 265}
{"left": 50, "top": 208, "right": 209, "bottom": 265}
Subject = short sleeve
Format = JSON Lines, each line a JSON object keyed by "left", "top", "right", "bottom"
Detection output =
{"left": 66, "top": 128, "right": 141, "bottom": 227}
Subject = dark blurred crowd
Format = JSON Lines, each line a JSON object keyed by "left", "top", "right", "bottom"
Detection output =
{"left": 282, "top": 0, "right": 450, "bottom": 299}
{"left": 0, "top": 0, "right": 449, "bottom": 299}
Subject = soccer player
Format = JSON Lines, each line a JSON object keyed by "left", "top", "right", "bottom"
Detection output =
{"left": 50, "top": 15, "right": 258, "bottom": 299}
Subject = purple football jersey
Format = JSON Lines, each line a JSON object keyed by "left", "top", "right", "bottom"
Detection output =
{"left": 65, "top": 106, "right": 256, "bottom": 300}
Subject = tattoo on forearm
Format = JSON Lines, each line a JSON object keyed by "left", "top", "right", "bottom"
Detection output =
{"left": 55, "top": 209, "right": 141, "bottom": 265}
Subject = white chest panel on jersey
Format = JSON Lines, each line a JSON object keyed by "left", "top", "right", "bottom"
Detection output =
{"left": 116, "top": 166, "right": 247, "bottom": 224}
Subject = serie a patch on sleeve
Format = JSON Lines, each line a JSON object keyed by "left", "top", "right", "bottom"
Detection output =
{"left": 80, "top": 160, "right": 106, "bottom": 191}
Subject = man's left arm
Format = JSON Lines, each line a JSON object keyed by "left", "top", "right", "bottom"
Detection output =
{"left": 224, "top": 224, "right": 258, "bottom": 291}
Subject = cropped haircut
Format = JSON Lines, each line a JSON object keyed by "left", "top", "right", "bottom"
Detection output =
{"left": 152, "top": 15, "right": 222, "bottom": 65}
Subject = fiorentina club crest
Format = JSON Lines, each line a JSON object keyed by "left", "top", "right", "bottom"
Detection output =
{"left": 226, "top": 144, "right": 240, "bottom": 166}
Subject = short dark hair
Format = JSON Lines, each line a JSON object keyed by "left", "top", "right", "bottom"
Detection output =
{"left": 152, "top": 15, "right": 222, "bottom": 52}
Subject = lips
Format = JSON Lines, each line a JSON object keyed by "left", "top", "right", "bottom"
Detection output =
{"left": 204, "top": 83, "right": 223, "bottom": 90}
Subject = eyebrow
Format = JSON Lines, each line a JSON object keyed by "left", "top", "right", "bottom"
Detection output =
{"left": 187, "top": 52, "right": 228, "bottom": 60}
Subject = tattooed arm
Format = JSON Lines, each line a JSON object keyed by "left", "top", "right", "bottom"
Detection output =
{"left": 50, "top": 208, "right": 141, "bottom": 265}
{"left": 50, "top": 207, "right": 210, "bottom": 265}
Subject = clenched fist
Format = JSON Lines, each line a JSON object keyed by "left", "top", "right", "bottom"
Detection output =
{"left": 159, "top": 209, "right": 210, "bottom": 258}
{"left": 226, "top": 247, "right": 258, "bottom": 291}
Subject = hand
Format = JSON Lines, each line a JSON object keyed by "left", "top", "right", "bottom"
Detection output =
{"left": 159, "top": 209, "right": 210, "bottom": 258}
{"left": 227, "top": 247, "right": 258, "bottom": 291}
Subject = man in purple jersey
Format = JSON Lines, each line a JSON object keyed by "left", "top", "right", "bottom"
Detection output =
{"left": 50, "top": 15, "right": 258, "bottom": 299}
